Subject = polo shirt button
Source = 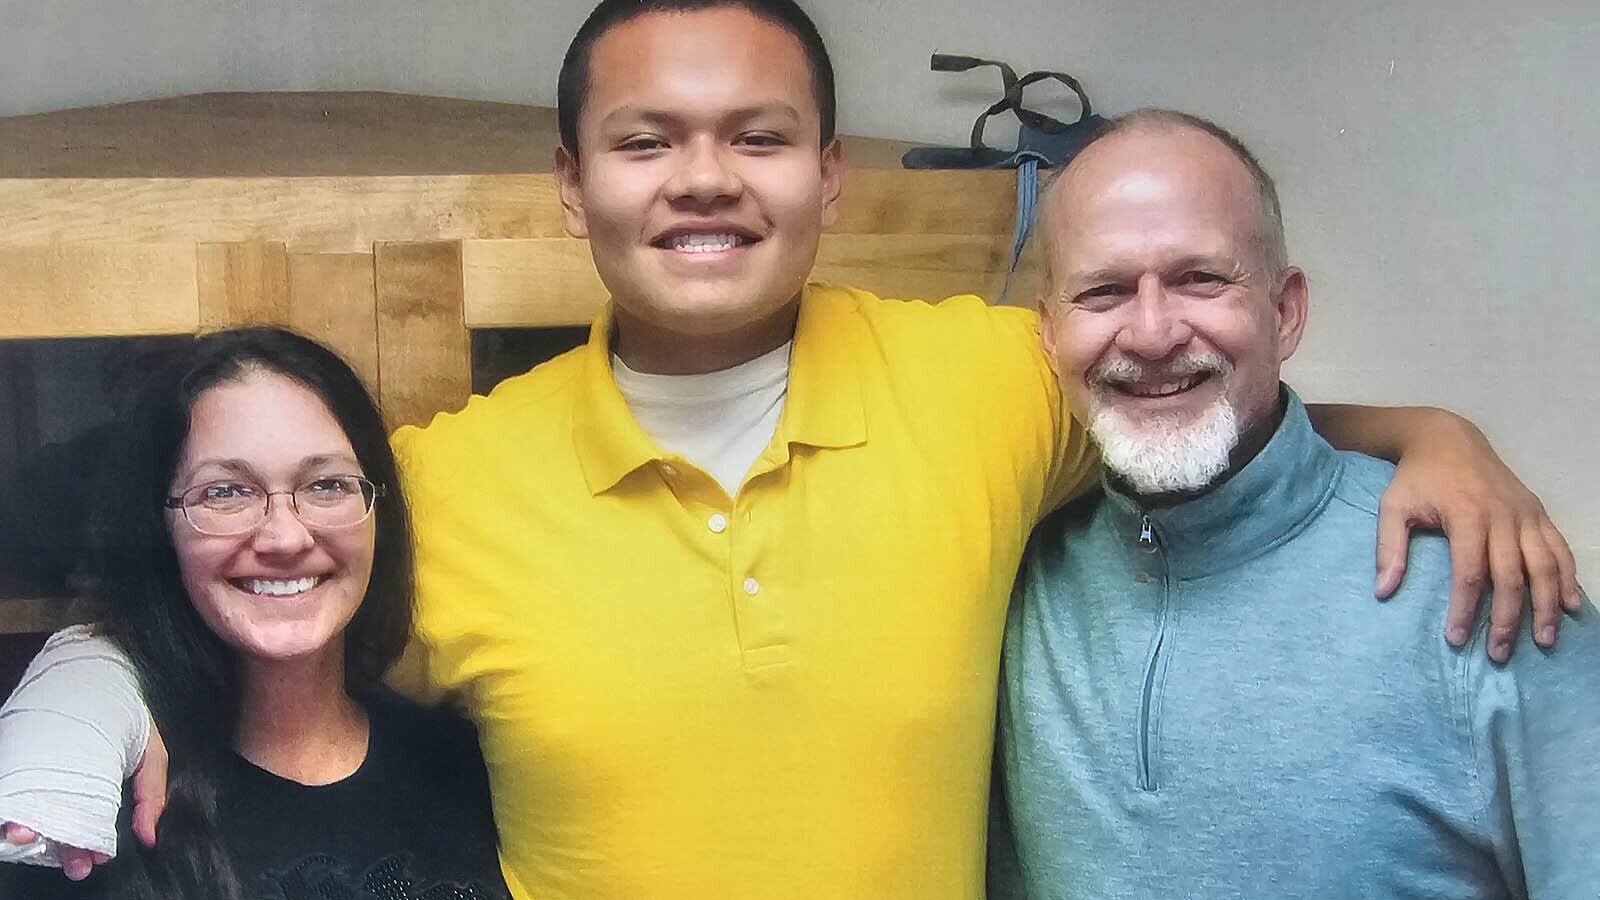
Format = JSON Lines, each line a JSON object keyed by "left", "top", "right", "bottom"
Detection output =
{"left": 708, "top": 513, "right": 728, "bottom": 533}
{"left": 743, "top": 577, "right": 760, "bottom": 596}
{"left": 660, "top": 462, "right": 678, "bottom": 478}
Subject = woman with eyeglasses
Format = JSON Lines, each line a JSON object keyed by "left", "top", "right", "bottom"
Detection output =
{"left": 0, "top": 328, "right": 510, "bottom": 900}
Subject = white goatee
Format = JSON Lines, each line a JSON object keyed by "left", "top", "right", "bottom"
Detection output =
{"left": 1086, "top": 351, "right": 1241, "bottom": 496}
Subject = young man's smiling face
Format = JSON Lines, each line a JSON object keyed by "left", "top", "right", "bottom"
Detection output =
{"left": 556, "top": 6, "right": 843, "bottom": 374}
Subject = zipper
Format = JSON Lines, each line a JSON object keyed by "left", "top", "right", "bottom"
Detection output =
{"left": 1136, "top": 512, "right": 1164, "bottom": 791}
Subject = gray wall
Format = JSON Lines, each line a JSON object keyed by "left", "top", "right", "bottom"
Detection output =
{"left": 4, "top": 0, "right": 1597, "bottom": 589}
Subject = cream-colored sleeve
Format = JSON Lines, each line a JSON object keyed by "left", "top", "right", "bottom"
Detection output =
{"left": 0, "top": 626, "right": 149, "bottom": 863}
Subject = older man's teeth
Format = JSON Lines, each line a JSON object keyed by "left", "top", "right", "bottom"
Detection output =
{"left": 1127, "top": 374, "right": 1205, "bottom": 397}
{"left": 668, "top": 234, "right": 745, "bottom": 252}
{"left": 247, "top": 577, "right": 318, "bottom": 596}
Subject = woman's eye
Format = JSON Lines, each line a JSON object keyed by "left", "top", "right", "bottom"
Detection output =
{"left": 306, "top": 477, "right": 357, "bottom": 496}
{"left": 203, "top": 482, "right": 257, "bottom": 501}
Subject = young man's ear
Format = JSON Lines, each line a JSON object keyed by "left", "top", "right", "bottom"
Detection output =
{"left": 819, "top": 139, "right": 844, "bottom": 228}
{"left": 1273, "top": 267, "right": 1310, "bottom": 363}
{"left": 555, "top": 146, "right": 589, "bottom": 239}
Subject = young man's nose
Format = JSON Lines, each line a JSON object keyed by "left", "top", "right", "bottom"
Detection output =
{"left": 666, "top": 137, "right": 743, "bottom": 204}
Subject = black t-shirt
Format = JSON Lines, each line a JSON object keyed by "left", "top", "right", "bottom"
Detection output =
{"left": 0, "top": 694, "right": 511, "bottom": 900}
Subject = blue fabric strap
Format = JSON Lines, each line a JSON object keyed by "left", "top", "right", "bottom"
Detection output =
{"left": 1000, "top": 157, "right": 1040, "bottom": 305}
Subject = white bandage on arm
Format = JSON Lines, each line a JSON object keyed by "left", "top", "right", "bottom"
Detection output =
{"left": 0, "top": 625, "right": 149, "bottom": 865}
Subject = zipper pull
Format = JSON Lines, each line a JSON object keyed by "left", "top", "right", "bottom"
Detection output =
{"left": 1138, "top": 514, "right": 1155, "bottom": 549}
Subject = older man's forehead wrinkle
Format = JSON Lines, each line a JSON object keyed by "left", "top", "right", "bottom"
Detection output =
{"left": 1062, "top": 240, "right": 1241, "bottom": 281}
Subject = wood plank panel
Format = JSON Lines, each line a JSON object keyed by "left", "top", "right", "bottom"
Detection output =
{"left": 0, "top": 175, "right": 570, "bottom": 252}
{"left": 287, "top": 252, "right": 380, "bottom": 390}
{"left": 832, "top": 168, "right": 1017, "bottom": 236}
{"left": 0, "top": 169, "right": 1015, "bottom": 252}
{"left": 0, "top": 244, "right": 198, "bottom": 338}
{"left": 0, "top": 92, "right": 922, "bottom": 178}
{"left": 461, "top": 238, "right": 606, "bottom": 328}
{"left": 810, "top": 232, "right": 1045, "bottom": 305}
{"left": 196, "top": 241, "right": 290, "bottom": 328}
{"left": 459, "top": 230, "right": 1033, "bottom": 329}
{"left": 374, "top": 242, "right": 470, "bottom": 429}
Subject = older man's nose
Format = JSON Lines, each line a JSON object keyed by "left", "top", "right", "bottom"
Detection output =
{"left": 1117, "top": 281, "right": 1193, "bottom": 360}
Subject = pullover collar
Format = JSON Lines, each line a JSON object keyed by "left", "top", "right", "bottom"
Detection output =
{"left": 1101, "top": 387, "right": 1344, "bottom": 578}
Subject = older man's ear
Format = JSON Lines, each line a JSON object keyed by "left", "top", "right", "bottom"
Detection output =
{"left": 1037, "top": 297, "right": 1065, "bottom": 380}
{"left": 1273, "top": 267, "right": 1310, "bottom": 363}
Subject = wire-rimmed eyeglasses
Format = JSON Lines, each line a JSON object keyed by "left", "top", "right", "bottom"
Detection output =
{"left": 164, "top": 476, "right": 383, "bottom": 536}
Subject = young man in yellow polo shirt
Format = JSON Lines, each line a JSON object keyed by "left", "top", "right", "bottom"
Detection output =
{"left": 0, "top": 0, "right": 1581, "bottom": 896}
{"left": 382, "top": 2, "right": 1576, "bottom": 896}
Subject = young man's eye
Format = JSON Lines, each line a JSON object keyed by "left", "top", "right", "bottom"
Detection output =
{"left": 615, "top": 136, "right": 666, "bottom": 153}
{"left": 738, "top": 132, "right": 789, "bottom": 148}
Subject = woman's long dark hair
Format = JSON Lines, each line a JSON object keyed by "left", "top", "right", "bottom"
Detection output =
{"left": 86, "top": 327, "right": 415, "bottom": 900}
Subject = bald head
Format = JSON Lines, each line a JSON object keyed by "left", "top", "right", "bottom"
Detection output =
{"left": 1041, "top": 110, "right": 1287, "bottom": 282}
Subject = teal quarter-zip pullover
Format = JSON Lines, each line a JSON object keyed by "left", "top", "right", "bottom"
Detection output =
{"left": 991, "top": 389, "right": 1598, "bottom": 899}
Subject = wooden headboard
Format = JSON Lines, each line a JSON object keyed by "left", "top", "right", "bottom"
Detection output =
{"left": 0, "top": 91, "right": 1034, "bottom": 634}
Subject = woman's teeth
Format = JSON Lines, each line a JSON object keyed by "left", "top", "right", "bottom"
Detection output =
{"left": 244, "top": 577, "right": 319, "bottom": 596}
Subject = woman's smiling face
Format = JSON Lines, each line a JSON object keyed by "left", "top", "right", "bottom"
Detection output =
{"left": 167, "top": 369, "right": 376, "bottom": 667}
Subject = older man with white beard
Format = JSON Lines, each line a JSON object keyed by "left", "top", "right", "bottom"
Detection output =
{"left": 987, "top": 109, "right": 1599, "bottom": 899}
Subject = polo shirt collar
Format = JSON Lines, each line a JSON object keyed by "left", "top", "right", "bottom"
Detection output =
{"left": 572, "top": 303, "right": 665, "bottom": 495}
{"left": 781, "top": 284, "right": 868, "bottom": 452}
{"left": 571, "top": 286, "right": 868, "bottom": 496}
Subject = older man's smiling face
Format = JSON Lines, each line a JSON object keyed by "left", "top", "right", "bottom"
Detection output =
{"left": 1039, "top": 125, "right": 1307, "bottom": 495}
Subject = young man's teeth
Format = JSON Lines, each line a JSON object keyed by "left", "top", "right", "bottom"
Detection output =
{"left": 248, "top": 577, "right": 318, "bottom": 596}
{"left": 669, "top": 234, "right": 742, "bottom": 252}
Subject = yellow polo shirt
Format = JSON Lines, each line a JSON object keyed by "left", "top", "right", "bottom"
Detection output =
{"left": 391, "top": 283, "right": 1095, "bottom": 899}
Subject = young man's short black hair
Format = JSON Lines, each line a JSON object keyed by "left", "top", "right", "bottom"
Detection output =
{"left": 557, "top": 0, "right": 837, "bottom": 156}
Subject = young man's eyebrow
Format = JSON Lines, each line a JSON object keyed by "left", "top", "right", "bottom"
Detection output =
{"left": 598, "top": 102, "right": 802, "bottom": 130}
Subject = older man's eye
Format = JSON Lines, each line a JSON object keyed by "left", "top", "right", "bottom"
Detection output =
{"left": 1181, "top": 271, "right": 1227, "bottom": 287}
{"left": 1072, "top": 284, "right": 1127, "bottom": 307}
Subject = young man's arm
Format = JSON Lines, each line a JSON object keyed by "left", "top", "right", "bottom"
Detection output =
{"left": 1307, "top": 402, "right": 1581, "bottom": 662}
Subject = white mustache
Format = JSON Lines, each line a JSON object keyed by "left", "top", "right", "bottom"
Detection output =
{"left": 1089, "top": 351, "right": 1232, "bottom": 388}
